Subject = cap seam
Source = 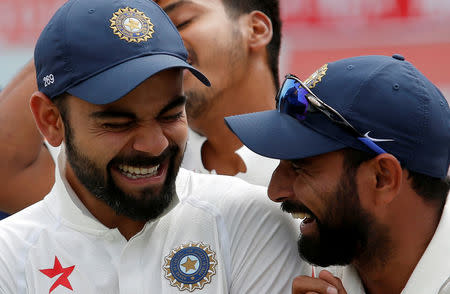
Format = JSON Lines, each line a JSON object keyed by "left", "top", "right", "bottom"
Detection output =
{"left": 349, "top": 58, "right": 391, "bottom": 119}
{"left": 345, "top": 60, "right": 405, "bottom": 154}
{"left": 346, "top": 58, "right": 390, "bottom": 134}
{"left": 47, "top": 0, "right": 77, "bottom": 99}
{"left": 61, "top": 0, "right": 79, "bottom": 95}
{"left": 349, "top": 58, "right": 415, "bottom": 166}
{"left": 404, "top": 61, "right": 429, "bottom": 171}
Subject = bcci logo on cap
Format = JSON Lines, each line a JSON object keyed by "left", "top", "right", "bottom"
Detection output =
{"left": 304, "top": 64, "right": 328, "bottom": 89}
{"left": 163, "top": 242, "right": 217, "bottom": 292}
{"left": 110, "top": 7, "right": 154, "bottom": 43}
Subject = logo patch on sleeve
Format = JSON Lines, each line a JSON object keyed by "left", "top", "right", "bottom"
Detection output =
{"left": 163, "top": 242, "right": 217, "bottom": 292}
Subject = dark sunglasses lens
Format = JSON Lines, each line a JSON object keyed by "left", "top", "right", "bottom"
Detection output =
{"left": 278, "top": 78, "right": 309, "bottom": 121}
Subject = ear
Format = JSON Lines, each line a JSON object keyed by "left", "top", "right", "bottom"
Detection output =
{"left": 29, "top": 92, "right": 64, "bottom": 147}
{"left": 359, "top": 154, "right": 403, "bottom": 206}
{"left": 243, "top": 11, "right": 273, "bottom": 51}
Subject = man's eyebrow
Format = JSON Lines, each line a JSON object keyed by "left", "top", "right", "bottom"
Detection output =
{"left": 158, "top": 95, "right": 187, "bottom": 116}
{"left": 89, "top": 111, "right": 136, "bottom": 120}
{"left": 290, "top": 158, "right": 312, "bottom": 167}
{"left": 162, "top": 0, "right": 194, "bottom": 14}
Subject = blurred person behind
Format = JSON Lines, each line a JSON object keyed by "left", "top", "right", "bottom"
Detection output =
{"left": 156, "top": 0, "right": 281, "bottom": 185}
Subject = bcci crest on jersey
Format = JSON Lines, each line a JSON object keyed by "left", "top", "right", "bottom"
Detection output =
{"left": 163, "top": 242, "right": 217, "bottom": 292}
{"left": 110, "top": 7, "right": 154, "bottom": 43}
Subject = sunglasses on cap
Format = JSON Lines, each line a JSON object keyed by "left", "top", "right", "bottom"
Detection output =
{"left": 276, "top": 74, "right": 391, "bottom": 155}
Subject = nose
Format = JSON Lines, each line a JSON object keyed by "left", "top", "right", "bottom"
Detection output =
{"left": 132, "top": 123, "right": 169, "bottom": 156}
{"left": 268, "top": 161, "right": 296, "bottom": 203}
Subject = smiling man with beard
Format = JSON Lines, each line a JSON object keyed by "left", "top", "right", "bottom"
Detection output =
{"left": 0, "top": 0, "right": 307, "bottom": 292}
{"left": 226, "top": 55, "right": 450, "bottom": 293}
{"left": 0, "top": 0, "right": 282, "bottom": 215}
{"left": 279, "top": 157, "right": 387, "bottom": 269}
{"left": 61, "top": 102, "right": 181, "bottom": 221}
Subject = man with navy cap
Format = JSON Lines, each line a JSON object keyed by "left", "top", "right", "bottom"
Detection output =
{"left": 0, "top": 0, "right": 306, "bottom": 292}
{"left": 226, "top": 54, "right": 450, "bottom": 293}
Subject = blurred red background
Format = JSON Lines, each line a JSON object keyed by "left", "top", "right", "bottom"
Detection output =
{"left": 1, "top": 0, "right": 449, "bottom": 95}
{"left": 279, "top": 0, "right": 450, "bottom": 96}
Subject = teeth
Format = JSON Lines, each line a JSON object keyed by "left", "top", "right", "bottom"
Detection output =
{"left": 291, "top": 212, "right": 312, "bottom": 220}
{"left": 118, "top": 164, "right": 160, "bottom": 178}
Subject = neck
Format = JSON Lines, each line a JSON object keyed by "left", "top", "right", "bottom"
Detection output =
{"left": 188, "top": 59, "right": 276, "bottom": 175}
{"left": 354, "top": 192, "right": 442, "bottom": 294}
{"left": 65, "top": 163, "right": 146, "bottom": 240}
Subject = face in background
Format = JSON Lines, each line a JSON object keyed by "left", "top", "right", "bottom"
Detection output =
{"left": 59, "top": 69, "right": 188, "bottom": 221}
{"left": 269, "top": 151, "right": 391, "bottom": 267}
{"left": 156, "top": 0, "right": 248, "bottom": 121}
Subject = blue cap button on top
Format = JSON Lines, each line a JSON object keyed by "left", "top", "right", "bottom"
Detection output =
{"left": 392, "top": 54, "right": 405, "bottom": 61}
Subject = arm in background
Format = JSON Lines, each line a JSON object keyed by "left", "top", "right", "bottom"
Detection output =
{"left": 0, "top": 59, "right": 55, "bottom": 214}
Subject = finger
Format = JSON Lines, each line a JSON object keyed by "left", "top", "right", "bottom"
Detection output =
{"left": 292, "top": 275, "right": 339, "bottom": 294}
{"left": 318, "top": 270, "right": 347, "bottom": 294}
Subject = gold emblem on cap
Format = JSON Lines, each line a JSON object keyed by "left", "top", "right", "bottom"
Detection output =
{"left": 110, "top": 7, "right": 154, "bottom": 43}
{"left": 304, "top": 64, "right": 328, "bottom": 88}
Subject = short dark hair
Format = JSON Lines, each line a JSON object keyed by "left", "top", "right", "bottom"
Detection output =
{"left": 222, "top": 0, "right": 282, "bottom": 90}
{"left": 342, "top": 148, "right": 450, "bottom": 209}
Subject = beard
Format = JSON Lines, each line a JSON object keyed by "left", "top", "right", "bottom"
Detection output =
{"left": 282, "top": 170, "right": 391, "bottom": 267}
{"left": 185, "top": 88, "right": 210, "bottom": 121}
{"left": 64, "top": 122, "right": 182, "bottom": 221}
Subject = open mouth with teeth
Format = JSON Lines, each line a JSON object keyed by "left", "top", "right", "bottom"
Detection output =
{"left": 291, "top": 211, "right": 316, "bottom": 225}
{"left": 282, "top": 202, "right": 318, "bottom": 236}
{"left": 117, "top": 164, "right": 161, "bottom": 179}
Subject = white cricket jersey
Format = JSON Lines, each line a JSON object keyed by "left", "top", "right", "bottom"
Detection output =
{"left": 0, "top": 150, "right": 308, "bottom": 293}
{"left": 182, "top": 128, "right": 279, "bottom": 187}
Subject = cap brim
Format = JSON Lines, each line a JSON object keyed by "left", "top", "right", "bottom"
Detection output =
{"left": 67, "top": 54, "right": 210, "bottom": 104}
{"left": 225, "top": 110, "right": 347, "bottom": 160}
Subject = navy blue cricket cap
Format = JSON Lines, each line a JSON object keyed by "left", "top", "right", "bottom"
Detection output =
{"left": 226, "top": 55, "right": 450, "bottom": 178}
{"left": 34, "top": 0, "right": 210, "bottom": 104}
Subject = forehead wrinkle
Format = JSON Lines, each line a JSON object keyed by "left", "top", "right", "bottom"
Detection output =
{"left": 89, "top": 110, "right": 137, "bottom": 120}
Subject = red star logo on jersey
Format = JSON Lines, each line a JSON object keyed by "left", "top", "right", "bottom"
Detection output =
{"left": 39, "top": 256, "right": 75, "bottom": 293}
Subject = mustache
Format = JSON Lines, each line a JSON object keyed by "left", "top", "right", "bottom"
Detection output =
{"left": 281, "top": 200, "right": 313, "bottom": 215}
{"left": 109, "top": 144, "right": 179, "bottom": 167}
